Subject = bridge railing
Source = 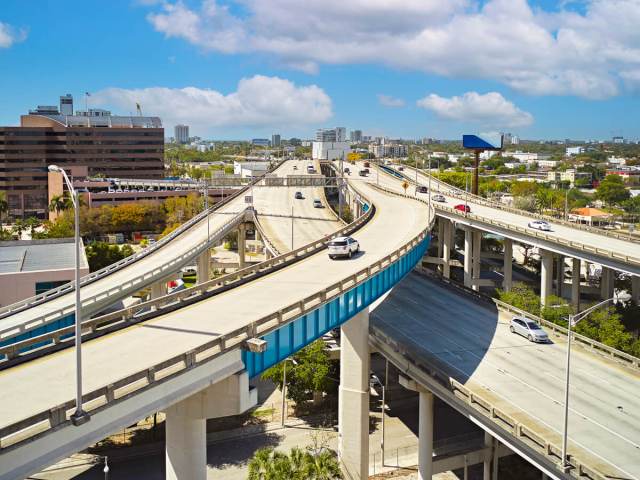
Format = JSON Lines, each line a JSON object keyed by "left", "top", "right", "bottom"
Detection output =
{"left": 0, "top": 181, "right": 434, "bottom": 452}
{"left": 0, "top": 160, "right": 286, "bottom": 320}
{"left": 385, "top": 163, "right": 640, "bottom": 244}
{"left": 0, "top": 209, "right": 255, "bottom": 345}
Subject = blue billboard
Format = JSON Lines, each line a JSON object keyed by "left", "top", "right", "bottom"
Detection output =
{"left": 463, "top": 134, "right": 503, "bottom": 150}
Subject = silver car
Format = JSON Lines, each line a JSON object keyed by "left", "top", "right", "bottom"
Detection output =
{"left": 432, "top": 194, "right": 446, "bottom": 202}
{"left": 327, "top": 236, "right": 359, "bottom": 259}
{"left": 510, "top": 317, "right": 549, "bottom": 343}
{"left": 528, "top": 220, "right": 551, "bottom": 231}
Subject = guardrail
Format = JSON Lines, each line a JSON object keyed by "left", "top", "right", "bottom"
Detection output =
{"left": 0, "top": 160, "right": 286, "bottom": 320}
{"left": 394, "top": 163, "right": 640, "bottom": 244}
{"left": 0, "top": 209, "right": 254, "bottom": 345}
{"left": 493, "top": 299, "right": 640, "bottom": 370}
{"left": 0, "top": 179, "right": 433, "bottom": 451}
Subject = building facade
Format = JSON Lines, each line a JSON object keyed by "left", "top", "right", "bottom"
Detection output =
{"left": 0, "top": 112, "right": 164, "bottom": 219}
{"left": 271, "top": 134, "right": 281, "bottom": 147}
{"left": 174, "top": 124, "right": 189, "bottom": 144}
{"left": 350, "top": 130, "right": 362, "bottom": 143}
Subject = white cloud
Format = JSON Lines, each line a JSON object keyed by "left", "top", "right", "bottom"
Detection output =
{"left": 91, "top": 75, "right": 332, "bottom": 129}
{"left": 0, "top": 22, "right": 27, "bottom": 48}
{"left": 144, "top": 0, "right": 640, "bottom": 99}
{"left": 417, "top": 91, "right": 534, "bottom": 128}
{"left": 377, "top": 94, "right": 405, "bottom": 108}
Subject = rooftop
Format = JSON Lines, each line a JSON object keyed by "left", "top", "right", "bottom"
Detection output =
{"left": 0, "top": 238, "right": 88, "bottom": 274}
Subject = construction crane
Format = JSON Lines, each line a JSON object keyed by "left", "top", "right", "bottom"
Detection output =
{"left": 136, "top": 102, "right": 143, "bottom": 116}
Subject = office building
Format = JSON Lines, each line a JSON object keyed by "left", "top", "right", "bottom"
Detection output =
{"left": 271, "top": 134, "right": 281, "bottom": 147}
{"left": 350, "top": 130, "right": 362, "bottom": 143}
{"left": 175, "top": 124, "right": 189, "bottom": 144}
{"left": 566, "top": 146, "right": 585, "bottom": 156}
{"left": 316, "top": 128, "right": 337, "bottom": 142}
{"left": 59, "top": 94, "right": 73, "bottom": 116}
{"left": 312, "top": 140, "right": 351, "bottom": 161}
{"left": 368, "top": 143, "right": 408, "bottom": 158}
{"left": 0, "top": 103, "right": 164, "bottom": 219}
{"left": 335, "top": 127, "right": 346, "bottom": 142}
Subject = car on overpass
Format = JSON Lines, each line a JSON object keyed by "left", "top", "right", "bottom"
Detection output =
{"left": 510, "top": 317, "right": 550, "bottom": 343}
{"left": 432, "top": 194, "right": 446, "bottom": 202}
{"left": 313, "top": 199, "right": 323, "bottom": 208}
{"left": 327, "top": 236, "right": 360, "bottom": 259}
{"left": 417, "top": 186, "right": 428, "bottom": 194}
{"left": 528, "top": 220, "right": 552, "bottom": 231}
{"left": 295, "top": 191, "right": 304, "bottom": 199}
{"left": 454, "top": 203, "right": 470, "bottom": 213}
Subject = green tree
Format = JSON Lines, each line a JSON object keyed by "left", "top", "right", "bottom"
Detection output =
{"left": 247, "top": 446, "right": 341, "bottom": 480}
{"left": 261, "top": 340, "right": 335, "bottom": 406}
{"left": 12, "top": 219, "right": 25, "bottom": 238}
{"left": 575, "top": 306, "right": 634, "bottom": 353}
{"left": 25, "top": 217, "right": 40, "bottom": 237}
{"left": 596, "top": 175, "right": 630, "bottom": 206}
{"left": 48, "top": 194, "right": 72, "bottom": 215}
{"left": 541, "top": 295, "right": 574, "bottom": 327}
{"left": 495, "top": 283, "right": 540, "bottom": 316}
{"left": 85, "top": 241, "right": 135, "bottom": 272}
{"left": 0, "top": 191, "right": 8, "bottom": 225}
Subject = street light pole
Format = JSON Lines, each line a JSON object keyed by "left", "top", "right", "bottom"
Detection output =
{"left": 281, "top": 359, "right": 287, "bottom": 427}
{"left": 291, "top": 205, "right": 294, "bottom": 250}
{"left": 48, "top": 165, "right": 90, "bottom": 426}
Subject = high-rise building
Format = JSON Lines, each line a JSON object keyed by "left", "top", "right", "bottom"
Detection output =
{"left": 316, "top": 128, "right": 337, "bottom": 142}
{"left": 174, "top": 124, "right": 189, "bottom": 144}
{"left": 335, "top": 127, "right": 346, "bottom": 142}
{"left": 272, "top": 134, "right": 281, "bottom": 147}
{"left": 59, "top": 94, "right": 73, "bottom": 116}
{"left": 350, "top": 130, "right": 362, "bottom": 142}
{"left": 0, "top": 106, "right": 164, "bottom": 219}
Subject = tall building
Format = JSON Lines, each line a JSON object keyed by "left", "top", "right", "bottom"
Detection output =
{"left": 350, "top": 130, "right": 362, "bottom": 142}
{"left": 316, "top": 128, "right": 337, "bottom": 142}
{"left": 0, "top": 105, "right": 164, "bottom": 219}
{"left": 59, "top": 94, "right": 73, "bottom": 116}
{"left": 174, "top": 124, "right": 189, "bottom": 144}
{"left": 335, "top": 127, "right": 346, "bottom": 142}
{"left": 271, "top": 134, "right": 281, "bottom": 147}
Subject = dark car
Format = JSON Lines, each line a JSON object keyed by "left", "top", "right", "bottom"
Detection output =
{"left": 454, "top": 203, "right": 471, "bottom": 213}
{"left": 417, "top": 186, "right": 428, "bottom": 194}
{"left": 359, "top": 170, "right": 368, "bottom": 176}
{"left": 294, "top": 191, "right": 304, "bottom": 199}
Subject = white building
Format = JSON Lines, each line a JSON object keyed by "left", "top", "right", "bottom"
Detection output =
{"left": 233, "top": 161, "right": 270, "bottom": 178}
{"left": 175, "top": 124, "right": 189, "bottom": 144}
{"left": 608, "top": 156, "right": 627, "bottom": 165}
{"left": 312, "top": 141, "right": 351, "bottom": 160}
{"left": 368, "top": 143, "right": 408, "bottom": 158}
{"left": 566, "top": 146, "right": 585, "bottom": 156}
{"left": 509, "top": 152, "right": 538, "bottom": 163}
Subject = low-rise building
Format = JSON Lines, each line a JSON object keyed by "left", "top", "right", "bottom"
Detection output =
{"left": 605, "top": 167, "right": 640, "bottom": 185}
{"left": 312, "top": 141, "right": 351, "bottom": 160}
{"left": 547, "top": 169, "right": 592, "bottom": 187}
{"left": 566, "top": 146, "right": 585, "bottom": 156}
{"left": 568, "top": 207, "right": 613, "bottom": 226}
{"left": 368, "top": 143, "right": 408, "bottom": 158}
{"left": 0, "top": 238, "right": 89, "bottom": 307}
{"left": 233, "top": 161, "right": 270, "bottom": 178}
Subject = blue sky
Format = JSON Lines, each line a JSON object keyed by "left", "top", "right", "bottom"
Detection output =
{"left": 0, "top": 0, "right": 639, "bottom": 141}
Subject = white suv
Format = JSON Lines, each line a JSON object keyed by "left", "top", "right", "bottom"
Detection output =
{"left": 327, "top": 236, "right": 360, "bottom": 259}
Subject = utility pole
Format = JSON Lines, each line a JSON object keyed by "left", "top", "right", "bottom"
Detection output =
{"left": 291, "top": 205, "right": 294, "bottom": 250}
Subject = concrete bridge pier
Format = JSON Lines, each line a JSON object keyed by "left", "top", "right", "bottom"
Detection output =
{"left": 398, "top": 376, "right": 434, "bottom": 480}
{"left": 632, "top": 276, "right": 640, "bottom": 304}
{"left": 238, "top": 223, "right": 247, "bottom": 269}
{"left": 464, "top": 228, "right": 473, "bottom": 288}
{"left": 600, "top": 266, "right": 614, "bottom": 299}
{"left": 540, "top": 249, "right": 553, "bottom": 306}
{"left": 150, "top": 280, "right": 168, "bottom": 300}
{"left": 556, "top": 255, "right": 565, "bottom": 297}
{"left": 502, "top": 238, "right": 513, "bottom": 292}
{"left": 441, "top": 219, "right": 452, "bottom": 279}
{"left": 165, "top": 371, "right": 256, "bottom": 480}
{"left": 196, "top": 249, "right": 211, "bottom": 284}
{"left": 338, "top": 308, "right": 370, "bottom": 479}
{"left": 472, "top": 230, "right": 482, "bottom": 291}
{"left": 572, "top": 258, "right": 581, "bottom": 309}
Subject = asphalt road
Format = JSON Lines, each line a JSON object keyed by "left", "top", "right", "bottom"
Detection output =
{"left": 372, "top": 271, "right": 640, "bottom": 479}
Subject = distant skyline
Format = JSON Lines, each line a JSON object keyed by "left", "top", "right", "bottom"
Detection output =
{"left": 1, "top": 0, "right": 639, "bottom": 141}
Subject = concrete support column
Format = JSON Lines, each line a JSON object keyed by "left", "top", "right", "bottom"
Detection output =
{"left": 503, "top": 239, "right": 513, "bottom": 292}
{"left": 571, "top": 258, "right": 581, "bottom": 310}
{"left": 150, "top": 280, "right": 167, "bottom": 300}
{"left": 238, "top": 224, "right": 246, "bottom": 269}
{"left": 265, "top": 248, "right": 273, "bottom": 260}
{"left": 165, "top": 401, "right": 206, "bottom": 480}
{"left": 442, "top": 220, "right": 452, "bottom": 279}
{"left": 254, "top": 228, "right": 261, "bottom": 244}
{"left": 632, "top": 276, "right": 640, "bottom": 305}
{"left": 339, "top": 309, "right": 370, "bottom": 480}
{"left": 492, "top": 438, "right": 499, "bottom": 480}
{"left": 556, "top": 255, "right": 565, "bottom": 297}
{"left": 472, "top": 230, "right": 482, "bottom": 292}
{"left": 540, "top": 249, "right": 553, "bottom": 306}
{"left": 601, "top": 266, "right": 614, "bottom": 299}
{"left": 437, "top": 220, "right": 444, "bottom": 259}
{"left": 483, "top": 432, "right": 492, "bottom": 480}
{"left": 464, "top": 228, "right": 473, "bottom": 288}
{"left": 196, "top": 250, "right": 210, "bottom": 284}
{"left": 418, "top": 390, "right": 434, "bottom": 480}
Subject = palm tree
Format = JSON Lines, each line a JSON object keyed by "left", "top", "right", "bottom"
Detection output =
{"left": 304, "top": 449, "right": 342, "bottom": 480}
{"left": 12, "top": 219, "right": 25, "bottom": 239}
{"left": 247, "top": 448, "right": 275, "bottom": 480}
{"left": 49, "top": 194, "right": 70, "bottom": 215}
{"left": 0, "top": 191, "right": 8, "bottom": 226}
{"left": 25, "top": 217, "right": 40, "bottom": 237}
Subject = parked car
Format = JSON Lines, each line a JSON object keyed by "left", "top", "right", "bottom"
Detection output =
{"left": 327, "top": 236, "right": 360, "bottom": 259}
{"left": 417, "top": 186, "right": 428, "bottom": 194}
{"left": 528, "top": 220, "right": 551, "bottom": 231}
{"left": 313, "top": 199, "right": 323, "bottom": 208}
{"left": 294, "top": 191, "right": 304, "bottom": 199}
{"left": 454, "top": 203, "right": 470, "bottom": 213}
{"left": 510, "top": 317, "right": 549, "bottom": 343}
{"left": 432, "top": 194, "right": 446, "bottom": 202}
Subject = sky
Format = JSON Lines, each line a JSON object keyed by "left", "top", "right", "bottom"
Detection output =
{"left": 0, "top": 0, "right": 639, "bottom": 141}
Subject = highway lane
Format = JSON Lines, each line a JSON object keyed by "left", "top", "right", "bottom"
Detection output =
{"left": 0, "top": 160, "right": 337, "bottom": 340}
{"left": 389, "top": 164, "right": 640, "bottom": 273}
{"left": 0, "top": 179, "right": 430, "bottom": 441}
{"left": 372, "top": 271, "right": 640, "bottom": 479}
{"left": 253, "top": 159, "right": 341, "bottom": 253}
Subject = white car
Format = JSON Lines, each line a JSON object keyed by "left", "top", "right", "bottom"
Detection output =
{"left": 327, "top": 236, "right": 360, "bottom": 259}
{"left": 510, "top": 317, "right": 549, "bottom": 343}
{"left": 432, "top": 194, "right": 446, "bottom": 202}
{"left": 528, "top": 220, "right": 551, "bottom": 231}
